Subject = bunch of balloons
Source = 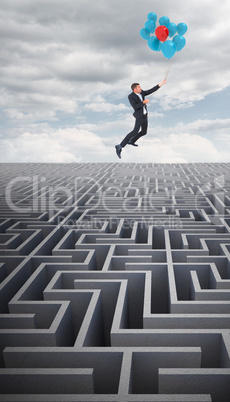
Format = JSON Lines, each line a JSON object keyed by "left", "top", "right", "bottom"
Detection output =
{"left": 140, "top": 12, "right": 187, "bottom": 59}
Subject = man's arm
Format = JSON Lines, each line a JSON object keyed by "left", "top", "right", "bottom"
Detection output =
{"left": 128, "top": 93, "right": 144, "bottom": 111}
{"left": 143, "top": 79, "right": 167, "bottom": 96}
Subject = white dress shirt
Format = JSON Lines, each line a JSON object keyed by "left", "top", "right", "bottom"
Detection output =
{"left": 136, "top": 93, "right": 147, "bottom": 114}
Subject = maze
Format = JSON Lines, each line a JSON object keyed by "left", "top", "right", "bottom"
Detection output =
{"left": 0, "top": 162, "right": 230, "bottom": 402}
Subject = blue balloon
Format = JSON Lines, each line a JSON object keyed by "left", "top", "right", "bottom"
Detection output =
{"left": 140, "top": 28, "right": 150, "bottom": 40}
{"left": 173, "top": 35, "right": 186, "bottom": 51}
{"left": 145, "top": 20, "right": 156, "bottom": 33}
{"left": 161, "top": 40, "right": 176, "bottom": 59}
{"left": 177, "top": 22, "right": 188, "bottom": 35}
{"left": 148, "top": 36, "right": 161, "bottom": 51}
{"left": 168, "top": 22, "right": 177, "bottom": 37}
{"left": 159, "top": 16, "right": 170, "bottom": 27}
{"left": 147, "top": 12, "right": 157, "bottom": 22}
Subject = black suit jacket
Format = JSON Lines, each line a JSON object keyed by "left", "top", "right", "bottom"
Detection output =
{"left": 128, "top": 85, "right": 160, "bottom": 118}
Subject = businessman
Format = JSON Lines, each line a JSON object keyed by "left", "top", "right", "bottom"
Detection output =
{"left": 115, "top": 79, "right": 166, "bottom": 158}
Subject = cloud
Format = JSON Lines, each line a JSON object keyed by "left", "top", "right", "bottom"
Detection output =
{"left": 0, "top": 128, "right": 110, "bottom": 163}
{"left": 85, "top": 102, "right": 129, "bottom": 114}
{"left": 4, "top": 108, "right": 57, "bottom": 122}
{"left": 122, "top": 132, "right": 230, "bottom": 163}
{"left": 172, "top": 118, "right": 230, "bottom": 135}
{"left": 1, "top": 125, "right": 230, "bottom": 164}
{"left": 1, "top": 0, "right": 230, "bottom": 96}
{"left": 0, "top": 0, "right": 230, "bottom": 163}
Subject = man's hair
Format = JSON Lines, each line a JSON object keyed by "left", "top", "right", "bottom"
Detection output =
{"left": 131, "top": 83, "right": 139, "bottom": 91}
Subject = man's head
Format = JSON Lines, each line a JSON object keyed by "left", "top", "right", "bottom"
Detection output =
{"left": 131, "top": 83, "right": 142, "bottom": 94}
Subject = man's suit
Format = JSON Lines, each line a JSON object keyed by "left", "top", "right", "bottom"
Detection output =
{"left": 120, "top": 84, "right": 160, "bottom": 148}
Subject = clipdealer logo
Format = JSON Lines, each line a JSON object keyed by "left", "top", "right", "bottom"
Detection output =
{"left": 5, "top": 175, "right": 79, "bottom": 217}
{"left": 5, "top": 175, "right": 179, "bottom": 218}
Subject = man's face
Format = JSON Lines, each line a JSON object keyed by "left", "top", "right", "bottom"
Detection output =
{"left": 134, "top": 85, "right": 142, "bottom": 94}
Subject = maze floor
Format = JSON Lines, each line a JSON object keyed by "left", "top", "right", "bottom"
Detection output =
{"left": 0, "top": 162, "right": 230, "bottom": 402}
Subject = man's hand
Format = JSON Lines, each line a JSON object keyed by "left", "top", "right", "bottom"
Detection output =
{"left": 143, "top": 99, "right": 149, "bottom": 104}
{"left": 159, "top": 79, "right": 167, "bottom": 87}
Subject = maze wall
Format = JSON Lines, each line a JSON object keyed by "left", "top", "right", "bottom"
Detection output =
{"left": 1, "top": 162, "right": 230, "bottom": 402}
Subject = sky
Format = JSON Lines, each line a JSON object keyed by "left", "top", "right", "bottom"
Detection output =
{"left": 0, "top": 0, "right": 230, "bottom": 164}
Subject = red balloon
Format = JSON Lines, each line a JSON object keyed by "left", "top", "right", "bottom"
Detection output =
{"left": 155, "top": 25, "right": 169, "bottom": 42}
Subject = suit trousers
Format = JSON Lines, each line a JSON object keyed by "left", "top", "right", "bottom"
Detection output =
{"left": 120, "top": 114, "right": 148, "bottom": 148}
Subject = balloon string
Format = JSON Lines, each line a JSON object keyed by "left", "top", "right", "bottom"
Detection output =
{"left": 149, "top": 60, "right": 171, "bottom": 98}
{"left": 164, "top": 59, "right": 172, "bottom": 80}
